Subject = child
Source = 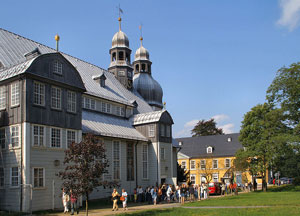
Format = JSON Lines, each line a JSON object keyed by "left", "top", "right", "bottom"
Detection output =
{"left": 121, "top": 189, "right": 128, "bottom": 211}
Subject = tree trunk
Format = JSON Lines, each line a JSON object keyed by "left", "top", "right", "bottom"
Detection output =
{"left": 86, "top": 193, "right": 89, "bottom": 216}
{"left": 263, "top": 170, "right": 267, "bottom": 192}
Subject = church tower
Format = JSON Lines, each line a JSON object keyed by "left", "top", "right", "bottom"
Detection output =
{"left": 133, "top": 36, "right": 163, "bottom": 110}
{"left": 108, "top": 17, "right": 133, "bottom": 89}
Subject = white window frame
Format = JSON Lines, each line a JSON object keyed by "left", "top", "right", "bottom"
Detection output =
{"left": 0, "top": 167, "right": 4, "bottom": 188}
{"left": 50, "top": 127, "right": 61, "bottom": 148}
{"left": 32, "top": 125, "right": 45, "bottom": 147}
{"left": 10, "top": 167, "right": 19, "bottom": 187}
{"left": 160, "top": 147, "right": 165, "bottom": 160}
{"left": 213, "top": 159, "right": 218, "bottom": 169}
{"left": 181, "top": 161, "right": 186, "bottom": 170}
{"left": 112, "top": 141, "right": 121, "bottom": 180}
{"left": 225, "top": 158, "right": 231, "bottom": 169}
{"left": 53, "top": 61, "right": 63, "bottom": 75}
{"left": 32, "top": 167, "right": 45, "bottom": 188}
{"left": 200, "top": 160, "right": 206, "bottom": 170}
{"left": 51, "top": 86, "right": 61, "bottom": 110}
{"left": 213, "top": 173, "right": 219, "bottom": 182}
{"left": 66, "top": 130, "right": 76, "bottom": 148}
{"left": 116, "top": 106, "right": 121, "bottom": 116}
{"left": 142, "top": 144, "right": 148, "bottom": 179}
{"left": 0, "top": 86, "right": 6, "bottom": 110}
{"left": 148, "top": 124, "right": 155, "bottom": 137}
{"left": 67, "top": 91, "right": 76, "bottom": 113}
{"left": 101, "top": 102, "right": 106, "bottom": 113}
{"left": 207, "top": 146, "right": 212, "bottom": 154}
{"left": 190, "top": 160, "right": 196, "bottom": 170}
{"left": 33, "top": 81, "right": 45, "bottom": 106}
{"left": 90, "top": 99, "right": 96, "bottom": 110}
{"left": 10, "top": 125, "right": 20, "bottom": 148}
{"left": 106, "top": 103, "right": 111, "bottom": 113}
{"left": 190, "top": 174, "right": 196, "bottom": 185}
{"left": 121, "top": 107, "right": 125, "bottom": 116}
{"left": 11, "top": 82, "right": 19, "bottom": 107}
{"left": 0, "top": 127, "right": 5, "bottom": 149}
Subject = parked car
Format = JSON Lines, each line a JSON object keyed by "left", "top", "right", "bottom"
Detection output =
{"left": 208, "top": 182, "right": 222, "bottom": 195}
{"left": 280, "top": 177, "right": 293, "bottom": 185}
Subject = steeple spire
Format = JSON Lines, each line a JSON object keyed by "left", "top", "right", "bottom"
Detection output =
{"left": 139, "top": 24, "right": 143, "bottom": 46}
{"left": 117, "top": 4, "right": 123, "bottom": 31}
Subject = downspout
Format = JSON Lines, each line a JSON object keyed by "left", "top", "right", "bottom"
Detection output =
{"left": 135, "top": 141, "right": 138, "bottom": 189}
{"left": 20, "top": 77, "right": 24, "bottom": 212}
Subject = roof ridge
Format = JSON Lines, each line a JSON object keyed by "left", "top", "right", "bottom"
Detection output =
{"left": 0, "top": 28, "right": 107, "bottom": 72}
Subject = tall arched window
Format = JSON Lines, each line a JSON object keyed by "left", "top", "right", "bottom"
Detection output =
{"left": 112, "top": 52, "right": 116, "bottom": 61}
{"left": 126, "top": 52, "right": 130, "bottom": 63}
{"left": 135, "top": 64, "right": 139, "bottom": 72}
{"left": 119, "top": 51, "right": 124, "bottom": 60}
{"left": 141, "top": 64, "right": 146, "bottom": 72}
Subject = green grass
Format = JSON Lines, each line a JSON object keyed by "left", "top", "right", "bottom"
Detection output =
{"left": 119, "top": 185, "right": 300, "bottom": 216}
{"left": 120, "top": 207, "right": 300, "bottom": 216}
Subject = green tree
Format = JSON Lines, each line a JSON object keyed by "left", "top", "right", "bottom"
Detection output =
{"left": 238, "top": 103, "right": 288, "bottom": 192}
{"left": 266, "top": 62, "right": 300, "bottom": 126}
{"left": 58, "top": 134, "right": 118, "bottom": 216}
{"left": 191, "top": 119, "right": 223, "bottom": 137}
{"left": 177, "top": 162, "right": 189, "bottom": 183}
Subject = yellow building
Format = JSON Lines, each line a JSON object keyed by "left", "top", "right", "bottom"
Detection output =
{"left": 177, "top": 133, "right": 252, "bottom": 185}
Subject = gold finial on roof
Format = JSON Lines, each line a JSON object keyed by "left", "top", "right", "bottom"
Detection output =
{"left": 163, "top": 101, "right": 166, "bottom": 109}
{"left": 54, "top": 34, "right": 60, "bottom": 51}
{"left": 118, "top": 17, "right": 122, "bottom": 31}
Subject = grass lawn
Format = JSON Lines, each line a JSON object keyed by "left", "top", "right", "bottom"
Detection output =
{"left": 120, "top": 185, "right": 300, "bottom": 216}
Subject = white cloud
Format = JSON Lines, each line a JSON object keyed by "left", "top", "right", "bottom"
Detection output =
{"left": 174, "top": 114, "right": 235, "bottom": 138}
{"left": 219, "top": 123, "right": 234, "bottom": 134}
{"left": 174, "top": 119, "right": 198, "bottom": 138}
{"left": 277, "top": 0, "right": 300, "bottom": 31}
{"left": 184, "top": 119, "right": 199, "bottom": 128}
{"left": 212, "top": 114, "right": 229, "bottom": 123}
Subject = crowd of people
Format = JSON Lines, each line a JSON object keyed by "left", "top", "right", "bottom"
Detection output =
{"left": 62, "top": 182, "right": 252, "bottom": 213}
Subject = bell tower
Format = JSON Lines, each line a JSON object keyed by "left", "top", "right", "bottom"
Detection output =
{"left": 108, "top": 17, "right": 133, "bottom": 90}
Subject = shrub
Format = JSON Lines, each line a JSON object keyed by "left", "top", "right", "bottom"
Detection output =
{"left": 293, "top": 177, "right": 300, "bottom": 186}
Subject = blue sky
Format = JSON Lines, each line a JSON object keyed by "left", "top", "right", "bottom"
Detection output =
{"left": 1, "top": 0, "right": 300, "bottom": 137}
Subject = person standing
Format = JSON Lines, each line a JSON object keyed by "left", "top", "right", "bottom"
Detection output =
{"left": 203, "top": 184, "right": 207, "bottom": 199}
{"left": 180, "top": 184, "right": 185, "bottom": 204}
{"left": 62, "top": 188, "right": 69, "bottom": 214}
{"left": 152, "top": 187, "right": 158, "bottom": 205}
{"left": 166, "top": 184, "right": 172, "bottom": 203}
{"left": 112, "top": 188, "right": 120, "bottom": 211}
{"left": 121, "top": 189, "right": 128, "bottom": 211}
{"left": 70, "top": 189, "right": 78, "bottom": 215}
{"left": 221, "top": 183, "right": 225, "bottom": 196}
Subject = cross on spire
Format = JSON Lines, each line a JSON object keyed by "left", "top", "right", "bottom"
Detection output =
{"left": 117, "top": 4, "right": 123, "bottom": 31}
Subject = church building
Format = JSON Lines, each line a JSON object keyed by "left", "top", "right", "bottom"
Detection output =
{"left": 0, "top": 17, "right": 178, "bottom": 212}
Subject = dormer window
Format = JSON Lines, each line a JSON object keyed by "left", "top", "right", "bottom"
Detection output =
{"left": 227, "top": 137, "right": 232, "bottom": 142}
{"left": 100, "top": 74, "right": 106, "bottom": 87}
{"left": 53, "top": 61, "right": 62, "bottom": 75}
{"left": 207, "top": 146, "right": 213, "bottom": 154}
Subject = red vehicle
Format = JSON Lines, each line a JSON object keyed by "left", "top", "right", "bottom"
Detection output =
{"left": 208, "top": 182, "right": 222, "bottom": 195}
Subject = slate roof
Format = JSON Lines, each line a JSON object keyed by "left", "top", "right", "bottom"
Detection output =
{"left": 82, "top": 111, "right": 147, "bottom": 141}
{"left": 176, "top": 133, "right": 242, "bottom": 158}
{"left": 0, "top": 28, "right": 153, "bottom": 114}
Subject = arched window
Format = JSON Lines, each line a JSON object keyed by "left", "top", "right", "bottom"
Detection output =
{"left": 112, "top": 52, "right": 116, "bottom": 61}
{"left": 148, "top": 64, "right": 151, "bottom": 73}
{"left": 141, "top": 64, "right": 146, "bottom": 72}
{"left": 135, "top": 64, "right": 139, "bottom": 72}
{"left": 119, "top": 51, "right": 124, "bottom": 60}
{"left": 126, "top": 52, "right": 130, "bottom": 63}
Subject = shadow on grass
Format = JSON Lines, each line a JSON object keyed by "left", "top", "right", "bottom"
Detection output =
{"left": 266, "top": 185, "right": 300, "bottom": 192}
{"left": 121, "top": 208, "right": 175, "bottom": 216}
